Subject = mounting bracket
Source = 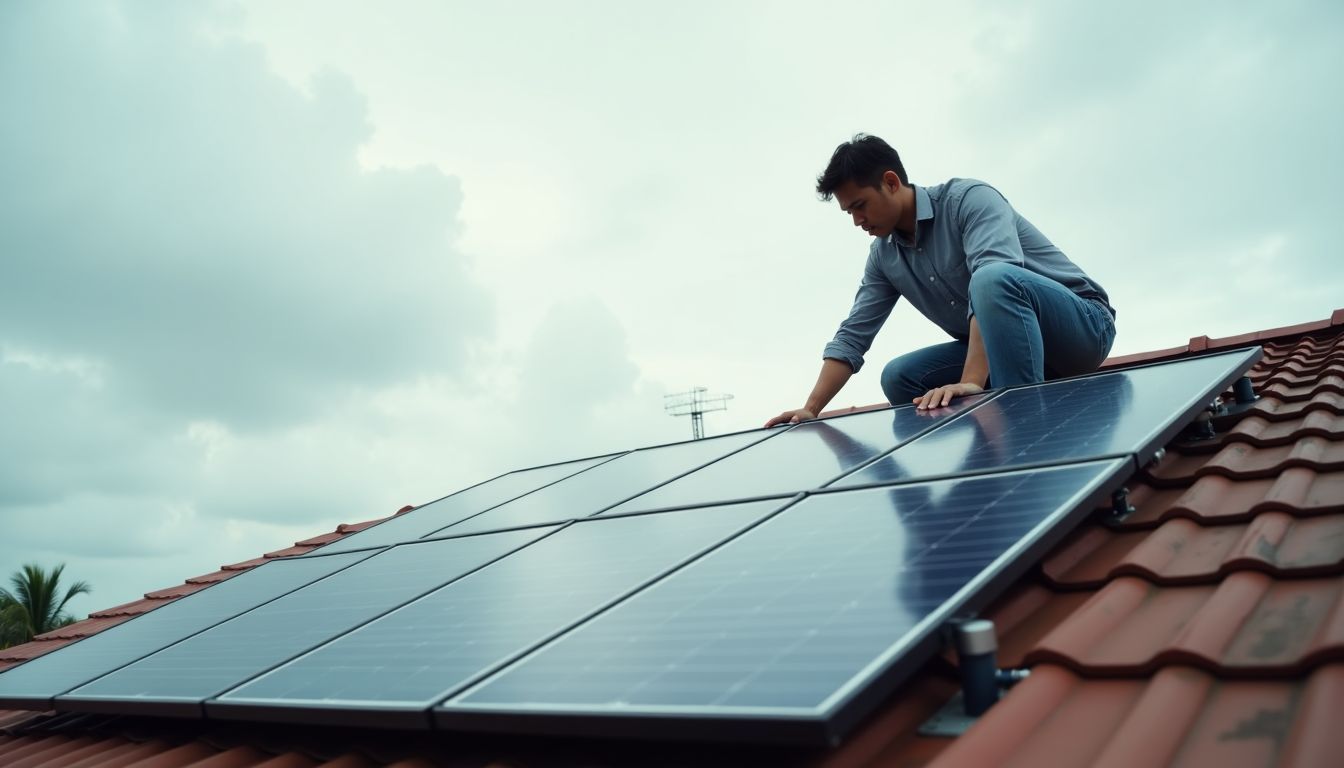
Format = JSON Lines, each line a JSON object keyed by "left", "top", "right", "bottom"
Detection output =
{"left": 919, "top": 620, "right": 1030, "bottom": 737}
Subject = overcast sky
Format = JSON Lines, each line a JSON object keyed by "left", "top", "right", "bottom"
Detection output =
{"left": 3, "top": 0, "right": 1341, "bottom": 617}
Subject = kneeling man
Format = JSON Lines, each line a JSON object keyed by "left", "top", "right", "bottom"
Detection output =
{"left": 766, "top": 134, "right": 1116, "bottom": 427}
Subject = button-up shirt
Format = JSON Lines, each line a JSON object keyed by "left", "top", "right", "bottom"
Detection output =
{"left": 822, "top": 179, "right": 1114, "bottom": 373}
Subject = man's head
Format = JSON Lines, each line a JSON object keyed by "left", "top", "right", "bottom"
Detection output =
{"left": 816, "top": 134, "right": 911, "bottom": 239}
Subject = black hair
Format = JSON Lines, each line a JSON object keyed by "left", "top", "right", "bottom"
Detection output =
{"left": 815, "top": 134, "right": 908, "bottom": 200}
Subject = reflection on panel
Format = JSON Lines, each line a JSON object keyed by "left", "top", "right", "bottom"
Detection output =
{"left": 603, "top": 397, "right": 983, "bottom": 515}
{"left": 833, "top": 350, "right": 1254, "bottom": 487}
{"left": 313, "top": 455, "right": 613, "bottom": 554}
{"left": 0, "top": 552, "right": 372, "bottom": 708}
{"left": 441, "top": 429, "right": 774, "bottom": 536}
{"left": 60, "top": 527, "right": 555, "bottom": 711}
{"left": 443, "top": 461, "right": 1120, "bottom": 735}
{"left": 211, "top": 499, "right": 785, "bottom": 717}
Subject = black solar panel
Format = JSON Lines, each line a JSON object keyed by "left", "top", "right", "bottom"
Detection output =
{"left": 58, "top": 526, "right": 558, "bottom": 716}
{"left": 0, "top": 550, "right": 374, "bottom": 710}
{"left": 312, "top": 454, "right": 615, "bottom": 554}
{"left": 209, "top": 499, "right": 787, "bottom": 728}
{"left": 833, "top": 349, "right": 1253, "bottom": 488}
{"left": 600, "top": 394, "right": 985, "bottom": 515}
{"left": 439, "top": 460, "right": 1126, "bottom": 743}
{"left": 0, "top": 347, "right": 1261, "bottom": 745}
{"left": 440, "top": 428, "right": 776, "bottom": 536}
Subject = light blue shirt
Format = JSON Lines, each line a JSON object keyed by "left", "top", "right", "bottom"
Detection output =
{"left": 823, "top": 179, "right": 1114, "bottom": 373}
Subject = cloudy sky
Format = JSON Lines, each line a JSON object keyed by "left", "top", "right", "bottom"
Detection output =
{"left": 3, "top": 0, "right": 1341, "bottom": 617}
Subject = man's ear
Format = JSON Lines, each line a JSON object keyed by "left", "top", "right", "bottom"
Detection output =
{"left": 882, "top": 170, "right": 903, "bottom": 192}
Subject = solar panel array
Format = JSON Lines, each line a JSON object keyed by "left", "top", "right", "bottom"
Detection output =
{"left": 0, "top": 348, "right": 1260, "bottom": 744}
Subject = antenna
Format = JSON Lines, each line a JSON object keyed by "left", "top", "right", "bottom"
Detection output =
{"left": 664, "top": 386, "right": 733, "bottom": 440}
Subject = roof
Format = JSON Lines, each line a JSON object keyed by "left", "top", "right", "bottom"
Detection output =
{"left": 3, "top": 310, "right": 1343, "bottom": 767}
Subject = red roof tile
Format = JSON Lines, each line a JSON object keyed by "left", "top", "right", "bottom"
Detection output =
{"left": 1043, "top": 512, "right": 1344, "bottom": 586}
{"left": 1145, "top": 436, "right": 1344, "bottom": 484}
{"left": 30, "top": 617, "right": 133, "bottom": 642}
{"left": 1025, "top": 573, "right": 1344, "bottom": 674}
{"left": 927, "top": 664, "right": 1344, "bottom": 768}
{"left": 1199, "top": 410, "right": 1344, "bottom": 447}
{"left": 3, "top": 310, "right": 1344, "bottom": 767}
{"left": 1103, "top": 468, "right": 1344, "bottom": 529}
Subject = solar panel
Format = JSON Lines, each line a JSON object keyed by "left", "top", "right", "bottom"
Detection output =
{"left": 601, "top": 395, "right": 985, "bottom": 516}
{"left": 441, "top": 428, "right": 777, "bottom": 536}
{"left": 58, "top": 526, "right": 557, "bottom": 716}
{"left": 311, "top": 454, "right": 615, "bottom": 554}
{"left": 438, "top": 460, "right": 1127, "bottom": 744}
{"left": 0, "top": 347, "right": 1260, "bottom": 743}
{"left": 0, "top": 550, "right": 374, "bottom": 710}
{"left": 832, "top": 349, "right": 1256, "bottom": 488}
{"left": 209, "top": 499, "right": 788, "bottom": 728}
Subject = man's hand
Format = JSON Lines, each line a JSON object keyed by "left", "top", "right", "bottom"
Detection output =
{"left": 765, "top": 408, "right": 816, "bottom": 428}
{"left": 913, "top": 382, "right": 983, "bottom": 410}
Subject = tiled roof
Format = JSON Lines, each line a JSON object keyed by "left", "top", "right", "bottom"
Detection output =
{"left": 3, "top": 314, "right": 1343, "bottom": 767}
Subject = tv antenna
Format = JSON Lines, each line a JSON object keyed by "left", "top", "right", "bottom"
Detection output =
{"left": 664, "top": 386, "right": 733, "bottom": 440}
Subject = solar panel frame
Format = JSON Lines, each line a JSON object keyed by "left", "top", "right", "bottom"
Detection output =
{"left": 204, "top": 497, "right": 802, "bottom": 730}
{"left": 593, "top": 394, "right": 989, "bottom": 517}
{"left": 53, "top": 526, "right": 564, "bottom": 719}
{"left": 1, "top": 347, "right": 1262, "bottom": 739}
{"left": 1088, "top": 347, "right": 1262, "bottom": 466}
{"left": 0, "top": 549, "right": 381, "bottom": 711}
{"left": 431, "top": 426, "right": 786, "bottom": 537}
{"left": 306, "top": 452, "right": 624, "bottom": 556}
{"left": 826, "top": 347, "right": 1262, "bottom": 493}
{"left": 434, "top": 459, "right": 1132, "bottom": 745}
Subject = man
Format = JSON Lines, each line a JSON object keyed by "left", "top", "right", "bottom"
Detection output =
{"left": 765, "top": 134, "right": 1116, "bottom": 427}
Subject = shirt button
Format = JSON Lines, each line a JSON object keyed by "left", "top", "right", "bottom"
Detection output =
{"left": 929, "top": 275, "right": 936, "bottom": 281}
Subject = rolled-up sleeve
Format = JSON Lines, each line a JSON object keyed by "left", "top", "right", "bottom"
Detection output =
{"left": 822, "top": 251, "right": 899, "bottom": 374}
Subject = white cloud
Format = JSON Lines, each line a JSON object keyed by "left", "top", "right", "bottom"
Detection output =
{"left": 1, "top": 5, "right": 491, "bottom": 429}
{"left": 0, "top": 2, "right": 500, "bottom": 611}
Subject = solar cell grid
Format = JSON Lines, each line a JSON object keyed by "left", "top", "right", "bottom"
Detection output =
{"left": 833, "top": 350, "right": 1254, "bottom": 488}
{"left": 0, "top": 551, "right": 372, "bottom": 710}
{"left": 2, "top": 347, "right": 1258, "bottom": 742}
{"left": 59, "top": 526, "right": 556, "bottom": 715}
{"left": 441, "top": 460, "right": 1126, "bottom": 742}
{"left": 311, "top": 454, "right": 614, "bottom": 554}
{"left": 209, "top": 498, "right": 788, "bottom": 727}
{"left": 600, "top": 395, "right": 985, "bottom": 516}
{"left": 441, "top": 429, "right": 774, "bottom": 537}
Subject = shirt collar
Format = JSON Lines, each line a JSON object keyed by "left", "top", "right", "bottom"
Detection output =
{"left": 889, "top": 184, "right": 934, "bottom": 247}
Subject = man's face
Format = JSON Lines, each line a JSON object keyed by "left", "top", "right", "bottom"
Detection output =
{"left": 834, "top": 174, "right": 902, "bottom": 238}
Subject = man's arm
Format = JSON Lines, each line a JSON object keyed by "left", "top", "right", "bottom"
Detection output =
{"left": 765, "top": 358, "right": 853, "bottom": 427}
{"left": 766, "top": 247, "right": 897, "bottom": 427}
{"left": 912, "top": 317, "right": 987, "bottom": 409}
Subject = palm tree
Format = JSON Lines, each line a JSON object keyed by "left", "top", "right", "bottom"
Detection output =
{"left": 0, "top": 563, "right": 91, "bottom": 648}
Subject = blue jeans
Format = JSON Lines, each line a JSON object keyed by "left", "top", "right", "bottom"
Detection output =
{"left": 880, "top": 263, "right": 1116, "bottom": 405}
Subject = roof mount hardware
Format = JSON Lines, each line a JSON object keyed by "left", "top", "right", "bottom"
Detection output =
{"left": 1233, "top": 376, "right": 1257, "bottom": 404}
{"left": 1210, "top": 375, "right": 1261, "bottom": 428}
{"left": 955, "top": 620, "right": 999, "bottom": 716}
{"left": 919, "top": 620, "right": 1028, "bottom": 737}
{"left": 1145, "top": 447, "right": 1167, "bottom": 469}
{"left": 1178, "top": 411, "right": 1217, "bottom": 442}
{"left": 1105, "top": 486, "right": 1136, "bottom": 524}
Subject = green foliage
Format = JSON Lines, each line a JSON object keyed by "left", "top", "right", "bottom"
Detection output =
{"left": 0, "top": 563, "right": 91, "bottom": 649}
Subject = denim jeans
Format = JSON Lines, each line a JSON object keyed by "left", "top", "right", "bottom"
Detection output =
{"left": 880, "top": 262, "right": 1116, "bottom": 405}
